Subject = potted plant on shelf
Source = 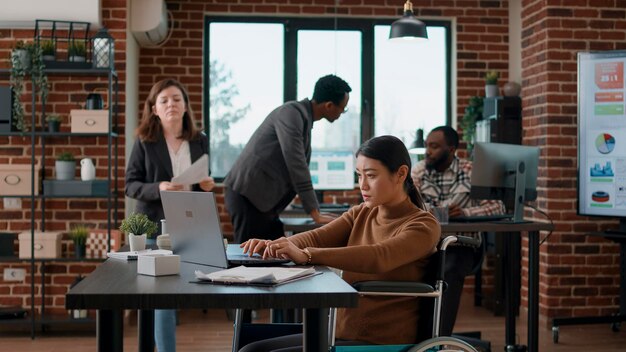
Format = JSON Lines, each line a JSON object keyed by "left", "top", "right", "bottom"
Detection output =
{"left": 69, "top": 225, "right": 89, "bottom": 259}
{"left": 484, "top": 70, "right": 499, "bottom": 98}
{"left": 40, "top": 40, "right": 55, "bottom": 61}
{"left": 68, "top": 40, "right": 86, "bottom": 62}
{"left": 459, "top": 95, "right": 484, "bottom": 156}
{"left": 46, "top": 114, "right": 61, "bottom": 133}
{"left": 9, "top": 40, "right": 49, "bottom": 132}
{"left": 55, "top": 151, "right": 76, "bottom": 180}
{"left": 120, "top": 213, "right": 158, "bottom": 252}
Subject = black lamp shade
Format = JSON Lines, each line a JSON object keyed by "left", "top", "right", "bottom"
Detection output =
{"left": 389, "top": 10, "right": 428, "bottom": 41}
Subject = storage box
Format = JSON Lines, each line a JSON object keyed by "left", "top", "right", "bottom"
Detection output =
{"left": 43, "top": 179, "right": 109, "bottom": 196}
{"left": 18, "top": 231, "right": 63, "bottom": 259}
{"left": 86, "top": 229, "right": 123, "bottom": 259}
{"left": 70, "top": 109, "right": 108, "bottom": 133}
{"left": 0, "top": 164, "right": 40, "bottom": 196}
{"left": 137, "top": 253, "right": 180, "bottom": 276}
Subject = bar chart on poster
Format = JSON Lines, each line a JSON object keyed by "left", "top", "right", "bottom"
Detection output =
{"left": 578, "top": 51, "right": 626, "bottom": 221}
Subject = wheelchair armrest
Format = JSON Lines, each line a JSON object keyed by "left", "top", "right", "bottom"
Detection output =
{"left": 352, "top": 281, "right": 435, "bottom": 294}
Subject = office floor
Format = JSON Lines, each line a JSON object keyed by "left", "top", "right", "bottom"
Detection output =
{"left": 1, "top": 293, "right": 625, "bottom": 351}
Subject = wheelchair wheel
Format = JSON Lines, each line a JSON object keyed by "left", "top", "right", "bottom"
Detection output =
{"left": 409, "top": 336, "right": 479, "bottom": 352}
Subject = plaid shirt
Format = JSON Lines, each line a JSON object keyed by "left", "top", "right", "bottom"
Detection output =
{"left": 411, "top": 157, "right": 505, "bottom": 217}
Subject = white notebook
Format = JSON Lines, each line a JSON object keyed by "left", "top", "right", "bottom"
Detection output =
{"left": 194, "top": 266, "right": 317, "bottom": 286}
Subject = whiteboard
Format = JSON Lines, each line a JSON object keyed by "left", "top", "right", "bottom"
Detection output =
{"left": 578, "top": 51, "right": 626, "bottom": 217}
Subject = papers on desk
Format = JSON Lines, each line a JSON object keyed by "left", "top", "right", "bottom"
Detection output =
{"left": 107, "top": 249, "right": 173, "bottom": 261}
{"left": 171, "top": 154, "right": 209, "bottom": 185}
{"left": 194, "top": 266, "right": 317, "bottom": 286}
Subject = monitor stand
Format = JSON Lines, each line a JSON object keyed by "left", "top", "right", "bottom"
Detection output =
{"left": 495, "top": 160, "right": 531, "bottom": 224}
{"left": 605, "top": 218, "right": 626, "bottom": 236}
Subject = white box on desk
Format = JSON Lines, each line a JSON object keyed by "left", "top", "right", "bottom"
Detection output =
{"left": 18, "top": 231, "right": 62, "bottom": 259}
{"left": 137, "top": 253, "right": 180, "bottom": 276}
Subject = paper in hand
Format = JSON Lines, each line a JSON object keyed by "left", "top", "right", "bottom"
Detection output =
{"left": 171, "top": 154, "right": 209, "bottom": 185}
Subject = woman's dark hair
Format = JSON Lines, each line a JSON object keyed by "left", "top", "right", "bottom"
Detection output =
{"left": 356, "top": 135, "right": 425, "bottom": 209}
{"left": 137, "top": 78, "right": 200, "bottom": 142}
{"left": 312, "top": 74, "right": 352, "bottom": 105}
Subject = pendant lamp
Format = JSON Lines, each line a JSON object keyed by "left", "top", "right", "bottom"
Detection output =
{"left": 389, "top": 0, "right": 428, "bottom": 41}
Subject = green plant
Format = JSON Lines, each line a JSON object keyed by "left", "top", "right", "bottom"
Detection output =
{"left": 459, "top": 95, "right": 484, "bottom": 155}
{"left": 46, "top": 114, "right": 61, "bottom": 123}
{"left": 40, "top": 40, "right": 55, "bottom": 56}
{"left": 57, "top": 151, "right": 75, "bottom": 161}
{"left": 485, "top": 70, "right": 499, "bottom": 85}
{"left": 68, "top": 40, "right": 86, "bottom": 57}
{"left": 120, "top": 213, "right": 158, "bottom": 238}
{"left": 9, "top": 40, "right": 49, "bottom": 132}
{"left": 69, "top": 225, "right": 90, "bottom": 246}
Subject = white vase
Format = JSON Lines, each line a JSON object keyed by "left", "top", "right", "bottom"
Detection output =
{"left": 80, "top": 158, "right": 96, "bottom": 181}
{"left": 485, "top": 84, "right": 499, "bottom": 98}
{"left": 128, "top": 233, "right": 147, "bottom": 252}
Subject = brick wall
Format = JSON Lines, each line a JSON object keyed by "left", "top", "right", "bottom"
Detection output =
{"left": 0, "top": 0, "right": 126, "bottom": 316}
{"left": 520, "top": 0, "right": 625, "bottom": 323}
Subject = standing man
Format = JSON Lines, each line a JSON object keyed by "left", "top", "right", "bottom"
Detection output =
{"left": 411, "top": 125, "right": 505, "bottom": 336}
{"left": 225, "top": 74, "right": 352, "bottom": 244}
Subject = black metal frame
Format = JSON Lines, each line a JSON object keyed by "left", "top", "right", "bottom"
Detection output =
{"left": 203, "top": 16, "right": 453, "bottom": 181}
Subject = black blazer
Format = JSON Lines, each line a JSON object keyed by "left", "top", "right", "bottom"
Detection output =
{"left": 125, "top": 134, "right": 208, "bottom": 224}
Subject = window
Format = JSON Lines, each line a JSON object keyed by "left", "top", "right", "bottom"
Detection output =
{"left": 205, "top": 17, "right": 451, "bottom": 179}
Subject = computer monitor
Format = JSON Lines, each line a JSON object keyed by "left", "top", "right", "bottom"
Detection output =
{"left": 309, "top": 150, "right": 355, "bottom": 202}
{"left": 470, "top": 142, "right": 540, "bottom": 223}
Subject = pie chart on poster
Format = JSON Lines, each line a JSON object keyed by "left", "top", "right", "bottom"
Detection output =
{"left": 595, "top": 133, "right": 616, "bottom": 154}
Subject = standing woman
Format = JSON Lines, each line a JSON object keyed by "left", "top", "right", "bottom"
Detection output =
{"left": 126, "top": 78, "right": 215, "bottom": 352}
{"left": 240, "top": 135, "right": 441, "bottom": 351}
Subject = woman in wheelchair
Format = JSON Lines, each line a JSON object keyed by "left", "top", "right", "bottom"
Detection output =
{"left": 240, "top": 135, "right": 441, "bottom": 351}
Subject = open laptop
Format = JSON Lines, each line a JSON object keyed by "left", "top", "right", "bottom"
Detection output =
{"left": 160, "top": 191, "right": 290, "bottom": 268}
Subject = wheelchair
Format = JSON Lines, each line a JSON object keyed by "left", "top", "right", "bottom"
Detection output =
{"left": 233, "top": 235, "right": 482, "bottom": 352}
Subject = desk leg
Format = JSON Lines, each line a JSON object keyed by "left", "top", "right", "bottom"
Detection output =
{"left": 504, "top": 232, "right": 517, "bottom": 348}
{"left": 138, "top": 309, "right": 155, "bottom": 352}
{"left": 97, "top": 309, "right": 123, "bottom": 352}
{"left": 303, "top": 308, "right": 329, "bottom": 352}
{"left": 528, "top": 230, "right": 539, "bottom": 352}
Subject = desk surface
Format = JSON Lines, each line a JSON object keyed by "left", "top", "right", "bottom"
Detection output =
{"left": 284, "top": 219, "right": 554, "bottom": 233}
{"left": 66, "top": 260, "right": 358, "bottom": 311}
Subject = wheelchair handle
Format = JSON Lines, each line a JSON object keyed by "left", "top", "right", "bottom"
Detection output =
{"left": 454, "top": 235, "right": 481, "bottom": 247}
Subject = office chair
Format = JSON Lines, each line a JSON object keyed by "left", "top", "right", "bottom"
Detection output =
{"left": 232, "top": 235, "right": 482, "bottom": 352}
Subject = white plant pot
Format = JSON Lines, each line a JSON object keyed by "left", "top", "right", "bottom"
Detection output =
{"left": 55, "top": 160, "right": 76, "bottom": 180}
{"left": 128, "top": 233, "right": 147, "bottom": 252}
{"left": 12, "top": 49, "right": 31, "bottom": 70}
{"left": 485, "top": 84, "right": 499, "bottom": 98}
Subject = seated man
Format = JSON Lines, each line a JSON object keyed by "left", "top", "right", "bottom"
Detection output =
{"left": 411, "top": 125, "right": 504, "bottom": 336}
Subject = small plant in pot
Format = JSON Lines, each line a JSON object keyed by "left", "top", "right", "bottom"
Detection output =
{"left": 68, "top": 40, "right": 86, "bottom": 62}
{"left": 69, "top": 225, "right": 89, "bottom": 258}
{"left": 55, "top": 151, "right": 76, "bottom": 180}
{"left": 46, "top": 114, "right": 61, "bottom": 133}
{"left": 484, "top": 70, "right": 499, "bottom": 98}
{"left": 40, "top": 40, "right": 55, "bottom": 61}
{"left": 120, "top": 213, "right": 158, "bottom": 252}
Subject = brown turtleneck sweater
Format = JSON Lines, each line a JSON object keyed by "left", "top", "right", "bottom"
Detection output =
{"left": 288, "top": 197, "right": 440, "bottom": 345}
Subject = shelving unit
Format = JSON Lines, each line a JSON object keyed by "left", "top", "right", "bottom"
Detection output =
{"left": 0, "top": 67, "right": 119, "bottom": 338}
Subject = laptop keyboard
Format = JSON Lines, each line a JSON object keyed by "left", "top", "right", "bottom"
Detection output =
{"left": 450, "top": 214, "right": 513, "bottom": 222}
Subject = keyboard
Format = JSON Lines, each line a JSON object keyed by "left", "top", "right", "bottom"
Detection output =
{"left": 450, "top": 214, "right": 513, "bottom": 223}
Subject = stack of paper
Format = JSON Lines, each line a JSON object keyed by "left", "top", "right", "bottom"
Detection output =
{"left": 107, "top": 249, "right": 173, "bottom": 261}
{"left": 194, "top": 266, "right": 316, "bottom": 285}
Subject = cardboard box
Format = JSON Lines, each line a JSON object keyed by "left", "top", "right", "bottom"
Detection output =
{"left": 70, "top": 109, "right": 109, "bottom": 133}
{"left": 43, "top": 179, "right": 109, "bottom": 196}
{"left": 18, "top": 231, "right": 63, "bottom": 259}
{"left": 137, "top": 254, "right": 180, "bottom": 276}
{"left": 0, "top": 164, "right": 40, "bottom": 196}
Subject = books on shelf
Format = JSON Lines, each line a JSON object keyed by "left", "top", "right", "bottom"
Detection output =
{"left": 194, "top": 266, "right": 317, "bottom": 286}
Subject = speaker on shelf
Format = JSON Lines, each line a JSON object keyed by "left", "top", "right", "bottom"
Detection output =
{"left": 482, "top": 96, "right": 522, "bottom": 145}
{"left": 0, "top": 86, "right": 13, "bottom": 132}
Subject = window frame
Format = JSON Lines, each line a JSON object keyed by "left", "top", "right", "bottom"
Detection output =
{"left": 204, "top": 16, "right": 452, "bottom": 181}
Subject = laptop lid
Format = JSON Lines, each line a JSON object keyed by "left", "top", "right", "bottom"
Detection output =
{"left": 161, "top": 191, "right": 229, "bottom": 268}
{"left": 161, "top": 191, "right": 290, "bottom": 268}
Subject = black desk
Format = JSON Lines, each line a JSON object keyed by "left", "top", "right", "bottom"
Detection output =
{"left": 66, "top": 259, "right": 358, "bottom": 352}
{"left": 284, "top": 220, "right": 553, "bottom": 352}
